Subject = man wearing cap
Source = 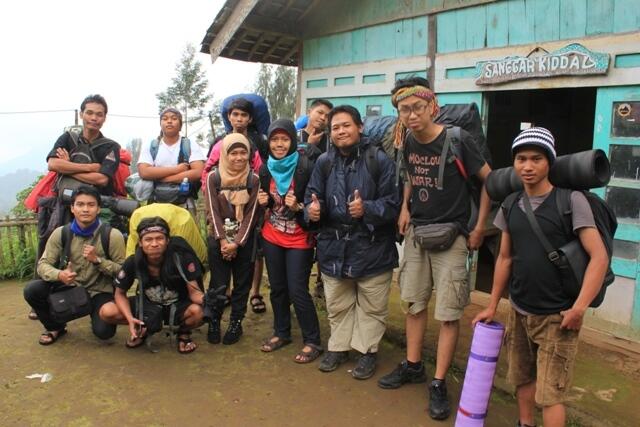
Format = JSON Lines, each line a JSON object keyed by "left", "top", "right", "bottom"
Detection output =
{"left": 137, "top": 107, "right": 206, "bottom": 215}
{"left": 377, "top": 79, "right": 492, "bottom": 420}
{"left": 473, "top": 127, "right": 607, "bottom": 427}
{"left": 113, "top": 216, "right": 205, "bottom": 354}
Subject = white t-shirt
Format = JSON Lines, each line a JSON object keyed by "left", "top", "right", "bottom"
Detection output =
{"left": 138, "top": 137, "right": 206, "bottom": 167}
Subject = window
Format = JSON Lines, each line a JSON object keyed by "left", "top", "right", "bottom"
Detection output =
{"left": 612, "top": 101, "right": 640, "bottom": 138}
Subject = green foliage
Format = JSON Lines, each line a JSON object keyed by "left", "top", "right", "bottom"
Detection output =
{"left": 0, "top": 246, "right": 35, "bottom": 280}
{"left": 156, "top": 44, "right": 213, "bottom": 138}
{"left": 253, "top": 64, "right": 297, "bottom": 120}
{"left": 10, "top": 175, "right": 43, "bottom": 218}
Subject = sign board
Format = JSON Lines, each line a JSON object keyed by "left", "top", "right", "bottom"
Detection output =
{"left": 475, "top": 43, "right": 610, "bottom": 85}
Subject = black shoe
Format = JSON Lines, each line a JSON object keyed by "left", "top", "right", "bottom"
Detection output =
{"left": 352, "top": 352, "right": 377, "bottom": 380}
{"left": 207, "top": 318, "right": 221, "bottom": 344}
{"left": 378, "top": 360, "right": 427, "bottom": 389}
{"left": 318, "top": 351, "right": 349, "bottom": 372}
{"left": 222, "top": 319, "right": 243, "bottom": 345}
{"left": 428, "top": 379, "right": 451, "bottom": 420}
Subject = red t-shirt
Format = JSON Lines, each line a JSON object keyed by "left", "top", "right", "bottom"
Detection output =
{"left": 261, "top": 180, "right": 314, "bottom": 249}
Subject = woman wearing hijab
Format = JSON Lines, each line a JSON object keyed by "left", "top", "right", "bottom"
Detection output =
{"left": 204, "top": 133, "right": 260, "bottom": 345}
{"left": 257, "top": 119, "right": 322, "bottom": 363}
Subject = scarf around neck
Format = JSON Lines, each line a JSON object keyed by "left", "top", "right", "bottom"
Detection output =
{"left": 267, "top": 151, "right": 299, "bottom": 195}
{"left": 70, "top": 218, "right": 100, "bottom": 238}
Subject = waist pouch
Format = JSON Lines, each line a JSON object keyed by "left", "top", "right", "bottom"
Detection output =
{"left": 413, "top": 223, "right": 460, "bottom": 251}
{"left": 48, "top": 286, "right": 92, "bottom": 323}
{"left": 153, "top": 182, "right": 187, "bottom": 204}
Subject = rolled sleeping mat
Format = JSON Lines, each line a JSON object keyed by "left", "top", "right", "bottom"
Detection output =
{"left": 486, "top": 149, "right": 611, "bottom": 202}
{"left": 455, "top": 321, "right": 505, "bottom": 427}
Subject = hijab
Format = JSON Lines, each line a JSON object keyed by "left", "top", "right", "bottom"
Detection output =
{"left": 266, "top": 119, "right": 299, "bottom": 195}
{"left": 219, "top": 133, "right": 251, "bottom": 221}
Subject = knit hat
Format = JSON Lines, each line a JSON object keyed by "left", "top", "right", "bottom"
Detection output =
{"left": 512, "top": 127, "right": 556, "bottom": 164}
{"left": 160, "top": 107, "right": 183, "bottom": 127}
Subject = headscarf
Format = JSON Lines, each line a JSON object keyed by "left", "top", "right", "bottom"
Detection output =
{"left": 266, "top": 119, "right": 299, "bottom": 195}
{"left": 391, "top": 85, "right": 441, "bottom": 149}
{"left": 219, "top": 133, "right": 251, "bottom": 221}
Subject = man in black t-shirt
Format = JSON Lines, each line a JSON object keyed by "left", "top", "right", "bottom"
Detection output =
{"left": 377, "top": 81, "right": 492, "bottom": 421}
{"left": 113, "top": 217, "right": 204, "bottom": 354}
{"left": 47, "top": 94, "right": 120, "bottom": 196}
{"left": 298, "top": 98, "right": 333, "bottom": 160}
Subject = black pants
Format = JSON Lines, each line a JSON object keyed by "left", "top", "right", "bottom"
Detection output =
{"left": 128, "top": 296, "right": 192, "bottom": 334}
{"left": 262, "top": 240, "right": 320, "bottom": 346}
{"left": 23, "top": 280, "right": 117, "bottom": 340}
{"left": 207, "top": 234, "right": 255, "bottom": 321}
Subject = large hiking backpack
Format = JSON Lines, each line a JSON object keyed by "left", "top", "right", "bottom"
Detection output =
{"left": 502, "top": 188, "right": 617, "bottom": 307}
{"left": 435, "top": 103, "right": 492, "bottom": 166}
{"left": 363, "top": 115, "right": 397, "bottom": 160}
{"left": 115, "top": 148, "right": 132, "bottom": 198}
{"left": 126, "top": 204, "right": 207, "bottom": 264}
{"left": 221, "top": 93, "right": 271, "bottom": 136}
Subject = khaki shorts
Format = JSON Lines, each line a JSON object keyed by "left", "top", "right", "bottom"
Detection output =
{"left": 505, "top": 309, "right": 580, "bottom": 406}
{"left": 397, "top": 226, "right": 469, "bottom": 320}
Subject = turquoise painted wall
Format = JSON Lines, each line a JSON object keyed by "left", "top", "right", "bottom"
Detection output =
{"left": 437, "top": 0, "right": 640, "bottom": 53}
{"left": 303, "top": 16, "right": 428, "bottom": 70}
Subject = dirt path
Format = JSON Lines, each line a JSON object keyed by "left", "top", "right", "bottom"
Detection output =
{"left": 1, "top": 280, "right": 519, "bottom": 426}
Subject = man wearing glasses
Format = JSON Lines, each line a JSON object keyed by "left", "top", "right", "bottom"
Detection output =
{"left": 377, "top": 78, "right": 491, "bottom": 421}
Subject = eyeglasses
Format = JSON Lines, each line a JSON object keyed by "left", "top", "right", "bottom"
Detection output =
{"left": 398, "top": 102, "right": 429, "bottom": 118}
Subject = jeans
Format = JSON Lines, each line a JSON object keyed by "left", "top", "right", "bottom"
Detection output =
{"left": 23, "top": 279, "right": 117, "bottom": 339}
{"left": 262, "top": 240, "right": 320, "bottom": 346}
{"left": 207, "top": 233, "right": 255, "bottom": 321}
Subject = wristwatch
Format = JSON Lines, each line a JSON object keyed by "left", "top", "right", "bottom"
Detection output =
{"left": 92, "top": 257, "right": 102, "bottom": 265}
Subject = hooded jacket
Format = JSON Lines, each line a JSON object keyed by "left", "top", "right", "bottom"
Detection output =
{"left": 304, "top": 136, "right": 399, "bottom": 279}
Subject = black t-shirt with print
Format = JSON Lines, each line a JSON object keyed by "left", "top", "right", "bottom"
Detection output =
{"left": 404, "top": 127, "right": 485, "bottom": 228}
{"left": 47, "top": 132, "right": 120, "bottom": 195}
{"left": 114, "top": 251, "right": 202, "bottom": 304}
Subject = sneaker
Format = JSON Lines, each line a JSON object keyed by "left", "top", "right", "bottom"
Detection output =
{"left": 318, "top": 351, "right": 349, "bottom": 372}
{"left": 352, "top": 352, "right": 377, "bottom": 380}
{"left": 378, "top": 360, "right": 427, "bottom": 389}
{"left": 207, "top": 318, "right": 221, "bottom": 344}
{"left": 222, "top": 319, "right": 243, "bottom": 345}
{"left": 428, "top": 379, "right": 451, "bottom": 420}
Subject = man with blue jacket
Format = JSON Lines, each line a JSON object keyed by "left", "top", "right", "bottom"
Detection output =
{"left": 305, "top": 105, "right": 399, "bottom": 380}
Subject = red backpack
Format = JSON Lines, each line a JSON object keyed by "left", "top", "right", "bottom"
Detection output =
{"left": 114, "top": 148, "right": 132, "bottom": 197}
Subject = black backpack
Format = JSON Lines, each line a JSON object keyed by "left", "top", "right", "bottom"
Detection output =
{"left": 58, "top": 223, "right": 112, "bottom": 269}
{"left": 502, "top": 188, "right": 617, "bottom": 307}
{"left": 208, "top": 167, "right": 254, "bottom": 193}
{"left": 259, "top": 154, "right": 313, "bottom": 204}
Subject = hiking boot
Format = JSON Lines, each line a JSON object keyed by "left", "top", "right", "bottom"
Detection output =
{"left": 352, "top": 352, "right": 377, "bottom": 380}
{"left": 428, "top": 379, "right": 451, "bottom": 420}
{"left": 318, "top": 351, "right": 349, "bottom": 372}
{"left": 207, "top": 318, "right": 221, "bottom": 344}
{"left": 378, "top": 360, "right": 427, "bottom": 389}
{"left": 222, "top": 319, "right": 243, "bottom": 345}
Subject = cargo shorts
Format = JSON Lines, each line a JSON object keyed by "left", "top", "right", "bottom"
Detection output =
{"left": 397, "top": 226, "right": 470, "bottom": 320}
{"left": 505, "top": 309, "right": 580, "bottom": 406}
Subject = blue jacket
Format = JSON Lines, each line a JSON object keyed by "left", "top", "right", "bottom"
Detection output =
{"left": 304, "top": 137, "right": 399, "bottom": 279}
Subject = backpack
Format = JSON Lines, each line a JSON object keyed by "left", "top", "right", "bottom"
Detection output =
{"left": 502, "top": 188, "right": 617, "bottom": 307}
{"left": 221, "top": 93, "right": 271, "bottom": 136}
{"left": 362, "top": 115, "right": 398, "bottom": 160}
{"left": 58, "top": 223, "right": 112, "bottom": 269}
{"left": 209, "top": 167, "right": 254, "bottom": 193}
{"left": 149, "top": 136, "right": 202, "bottom": 198}
{"left": 114, "top": 148, "right": 132, "bottom": 197}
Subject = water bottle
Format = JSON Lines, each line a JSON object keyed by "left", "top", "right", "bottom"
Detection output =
{"left": 223, "top": 218, "right": 238, "bottom": 242}
{"left": 179, "top": 177, "right": 190, "bottom": 195}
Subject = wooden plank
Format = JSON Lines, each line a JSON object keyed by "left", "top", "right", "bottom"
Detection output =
{"left": 534, "top": 0, "right": 560, "bottom": 42}
{"left": 412, "top": 16, "right": 429, "bottom": 57}
{"left": 364, "top": 22, "right": 395, "bottom": 62}
{"left": 613, "top": 0, "right": 640, "bottom": 33}
{"left": 455, "top": 8, "right": 468, "bottom": 51}
{"left": 559, "top": 0, "right": 587, "bottom": 39}
{"left": 586, "top": 0, "right": 614, "bottom": 35}
{"left": 485, "top": 1, "right": 509, "bottom": 48}
{"left": 508, "top": 0, "right": 535, "bottom": 46}
{"left": 302, "top": 38, "right": 319, "bottom": 69}
{"left": 351, "top": 28, "right": 366, "bottom": 63}
{"left": 208, "top": 0, "right": 260, "bottom": 63}
{"left": 436, "top": 10, "right": 458, "bottom": 53}
{"left": 396, "top": 19, "right": 413, "bottom": 58}
{"left": 428, "top": 15, "right": 437, "bottom": 88}
{"left": 463, "top": 5, "right": 487, "bottom": 50}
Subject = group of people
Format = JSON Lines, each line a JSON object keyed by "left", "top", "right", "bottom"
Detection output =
{"left": 24, "top": 74, "right": 608, "bottom": 426}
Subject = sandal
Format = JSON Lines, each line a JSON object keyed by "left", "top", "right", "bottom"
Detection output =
{"left": 38, "top": 329, "right": 67, "bottom": 346}
{"left": 294, "top": 343, "right": 324, "bottom": 364}
{"left": 250, "top": 295, "right": 266, "bottom": 313}
{"left": 260, "top": 336, "right": 292, "bottom": 353}
{"left": 177, "top": 334, "right": 197, "bottom": 354}
{"left": 125, "top": 327, "right": 148, "bottom": 349}
{"left": 28, "top": 309, "right": 38, "bottom": 320}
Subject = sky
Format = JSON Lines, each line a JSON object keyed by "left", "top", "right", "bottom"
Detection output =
{"left": 0, "top": 0, "right": 260, "bottom": 175}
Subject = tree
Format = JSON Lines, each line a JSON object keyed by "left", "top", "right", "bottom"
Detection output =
{"left": 11, "top": 175, "right": 43, "bottom": 217}
{"left": 253, "top": 64, "right": 297, "bottom": 120}
{"left": 156, "top": 44, "right": 213, "bottom": 139}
